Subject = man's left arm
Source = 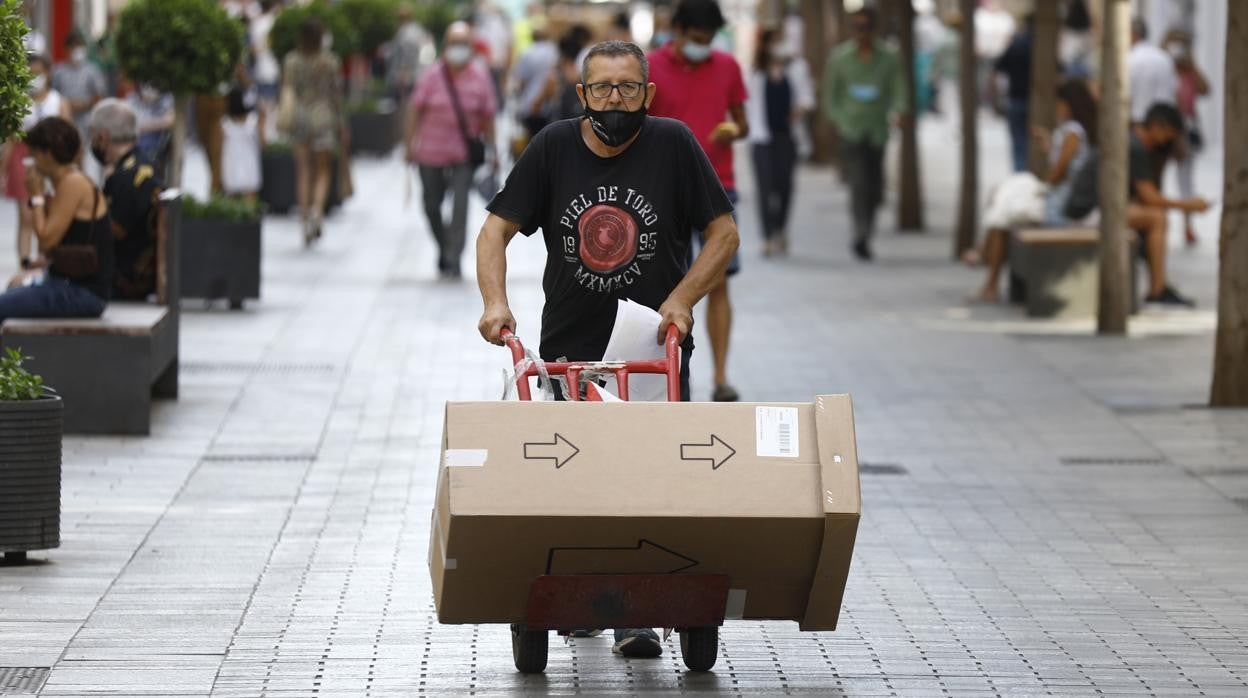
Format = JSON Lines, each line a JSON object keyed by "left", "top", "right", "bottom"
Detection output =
{"left": 657, "top": 213, "right": 739, "bottom": 343}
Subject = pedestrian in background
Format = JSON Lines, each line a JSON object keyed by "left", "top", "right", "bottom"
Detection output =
{"left": 990, "top": 14, "right": 1033, "bottom": 172}
{"left": 747, "top": 28, "right": 813, "bottom": 257}
{"left": 3, "top": 55, "right": 71, "bottom": 272}
{"left": 1163, "top": 28, "right": 1209, "bottom": 246}
{"left": 280, "top": 18, "right": 346, "bottom": 246}
{"left": 124, "top": 83, "right": 174, "bottom": 169}
{"left": 510, "top": 24, "right": 557, "bottom": 140}
{"left": 647, "top": 0, "right": 749, "bottom": 403}
{"left": 823, "top": 7, "right": 905, "bottom": 261}
{"left": 53, "top": 31, "right": 106, "bottom": 138}
{"left": 406, "top": 21, "right": 497, "bottom": 279}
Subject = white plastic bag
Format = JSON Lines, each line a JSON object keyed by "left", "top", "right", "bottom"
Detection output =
{"left": 982, "top": 172, "right": 1048, "bottom": 229}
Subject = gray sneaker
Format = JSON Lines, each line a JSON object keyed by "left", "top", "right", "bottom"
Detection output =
{"left": 612, "top": 628, "right": 663, "bottom": 658}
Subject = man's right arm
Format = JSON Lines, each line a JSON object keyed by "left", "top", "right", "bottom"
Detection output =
{"left": 476, "top": 213, "right": 523, "bottom": 345}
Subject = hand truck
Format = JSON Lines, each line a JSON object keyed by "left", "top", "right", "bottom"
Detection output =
{"left": 499, "top": 325, "right": 729, "bottom": 674}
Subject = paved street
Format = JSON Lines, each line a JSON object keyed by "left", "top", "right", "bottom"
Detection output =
{"left": 0, "top": 114, "right": 1246, "bottom": 696}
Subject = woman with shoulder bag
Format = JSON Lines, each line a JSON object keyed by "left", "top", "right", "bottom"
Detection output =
{"left": 0, "top": 117, "right": 113, "bottom": 323}
{"left": 404, "top": 21, "right": 497, "bottom": 279}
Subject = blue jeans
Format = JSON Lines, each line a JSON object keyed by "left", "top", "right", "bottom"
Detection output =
{"left": 1006, "top": 97, "right": 1029, "bottom": 173}
{"left": 0, "top": 275, "right": 106, "bottom": 324}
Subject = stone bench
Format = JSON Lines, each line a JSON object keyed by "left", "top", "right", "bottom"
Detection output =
{"left": 1008, "top": 226, "right": 1137, "bottom": 319}
{"left": 1, "top": 192, "right": 181, "bottom": 435}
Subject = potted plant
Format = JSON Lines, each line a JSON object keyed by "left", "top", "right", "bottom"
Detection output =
{"left": 180, "top": 196, "right": 263, "bottom": 310}
{"left": 0, "top": 348, "right": 62, "bottom": 563}
{"left": 115, "top": 0, "right": 244, "bottom": 188}
{"left": 349, "top": 88, "right": 401, "bottom": 156}
{"left": 260, "top": 141, "right": 343, "bottom": 215}
{"left": 338, "top": 0, "right": 400, "bottom": 155}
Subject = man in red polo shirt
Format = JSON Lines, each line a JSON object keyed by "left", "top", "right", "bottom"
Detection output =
{"left": 647, "top": 0, "right": 749, "bottom": 402}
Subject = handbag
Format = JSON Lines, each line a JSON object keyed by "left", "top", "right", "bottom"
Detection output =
{"left": 443, "top": 63, "right": 487, "bottom": 168}
{"left": 47, "top": 189, "right": 101, "bottom": 281}
{"left": 276, "top": 82, "right": 296, "bottom": 133}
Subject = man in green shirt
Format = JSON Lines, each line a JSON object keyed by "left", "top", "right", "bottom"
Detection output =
{"left": 823, "top": 8, "right": 906, "bottom": 261}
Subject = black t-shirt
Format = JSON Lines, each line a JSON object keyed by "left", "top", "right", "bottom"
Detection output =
{"left": 1128, "top": 133, "right": 1156, "bottom": 200}
{"left": 487, "top": 116, "right": 733, "bottom": 361}
{"left": 104, "top": 148, "right": 163, "bottom": 300}
{"left": 994, "top": 32, "right": 1033, "bottom": 99}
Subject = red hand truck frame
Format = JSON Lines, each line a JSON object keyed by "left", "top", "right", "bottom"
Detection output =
{"left": 499, "top": 326, "right": 729, "bottom": 674}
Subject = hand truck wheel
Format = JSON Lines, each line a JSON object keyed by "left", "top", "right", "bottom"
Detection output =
{"left": 679, "top": 626, "right": 718, "bottom": 672}
{"left": 510, "top": 623, "right": 548, "bottom": 674}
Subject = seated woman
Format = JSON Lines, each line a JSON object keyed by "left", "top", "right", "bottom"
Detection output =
{"left": 967, "top": 79, "right": 1096, "bottom": 302}
{"left": 0, "top": 117, "right": 113, "bottom": 323}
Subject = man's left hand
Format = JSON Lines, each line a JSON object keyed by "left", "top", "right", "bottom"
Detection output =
{"left": 656, "top": 299, "right": 693, "bottom": 344}
{"left": 709, "top": 121, "right": 740, "bottom": 144}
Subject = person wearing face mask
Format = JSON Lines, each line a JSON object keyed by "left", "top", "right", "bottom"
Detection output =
{"left": 52, "top": 31, "right": 107, "bottom": 137}
{"left": 87, "top": 100, "right": 164, "bottom": 301}
{"left": 477, "top": 40, "right": 739, "bottom": 656}
{"left": 646, "top": 0, "right": 749, "bottom": 403}
{"left": 476, "top": 38, "right": 738, "bottom": 481}
{"left": 406, "top": 22, "right": 497, "bottom": 279}
{"left": 823, "top": 7, "right": 906, "bottom": 262}
{"left": 2, "top": 55, "right": 72, "bottom": 272}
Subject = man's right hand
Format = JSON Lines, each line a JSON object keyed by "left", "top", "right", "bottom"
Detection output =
{"left": 1185, "top": 198, "right": 1211, "bottom": 213}
{"left": 479, "top": 303, "right": 516, "bottom": 345}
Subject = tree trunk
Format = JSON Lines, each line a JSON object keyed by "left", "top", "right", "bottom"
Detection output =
{"left": 803, "top": 0, "right": 839, "bottom": 165}
{"left": 897, "top": 0, "right": 923, "bottom": 231}
{"left": 168, "top": 95, "right": 189, "bottom": 190}
{"left": 1211, "top": 0, "right": 1248, "bottom": 406}
{"left": 1027, "top": 0, "right": 1060, "bottom": 176}
{"left": 1097, "top": 0, "right": 1131, "bottom": 334}
{"left": 954, "top": 0, "right": 978, "bottom": 258}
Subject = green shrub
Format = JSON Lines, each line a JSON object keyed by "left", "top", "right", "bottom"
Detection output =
{"left": 0, "top": 347, "right": 47, "bottom": 401}
{"left": 0, "top": 0, "right": 31, "bottom": 141}
{"left": 115, "top": 0, "right": 244, "bottom": 97}
{"left": 270, "top": 0, "right": 359, "bottom": 61}
{"left": 338, "top": 0, "right": 398, "bottom": 56}
{"left": 183, "top": 195, "right": 262, "bottom": 222}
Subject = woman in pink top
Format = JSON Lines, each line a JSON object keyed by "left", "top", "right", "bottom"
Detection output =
{"left": 405, "top": 21, "right": 497, "bottom": 279}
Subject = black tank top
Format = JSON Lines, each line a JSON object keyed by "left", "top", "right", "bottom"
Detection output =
{"left": 49, "top": 187, "right": 114, "bottom": 300}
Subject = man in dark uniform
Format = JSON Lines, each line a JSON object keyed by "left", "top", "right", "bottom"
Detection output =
{"left": 88, "top": 99, "right": 163, "bottom": 300}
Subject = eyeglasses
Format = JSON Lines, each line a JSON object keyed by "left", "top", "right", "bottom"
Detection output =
{"left": 584, "top": 81, "right": 645, "bottom": 100}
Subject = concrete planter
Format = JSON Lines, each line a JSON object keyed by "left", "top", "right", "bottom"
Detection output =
{"left": 0, "top": 395, "right": 62, "bottom": 561}
{"left": 260, "top": 149, "right": 343, "bottom": 215}
{"left": 181, "top": 217, "right": 262, "bottom": 310}
{"left": 349, "top": 109, "right": 400, "bottom": 156}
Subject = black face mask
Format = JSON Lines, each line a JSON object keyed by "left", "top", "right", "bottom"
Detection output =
{"left": 90, "top": 140, "right": 108, "bottom": 165}
{"left": 582, "top": 102, "right": 647, "bottom": 148}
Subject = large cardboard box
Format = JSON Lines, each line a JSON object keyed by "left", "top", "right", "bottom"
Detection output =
{"left": 429, "top": 395, "right": 860, "bottom": 631}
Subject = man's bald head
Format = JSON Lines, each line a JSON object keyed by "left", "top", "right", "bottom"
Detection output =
{"left": 445, "top": 21, "right": 473, "bottom": 44}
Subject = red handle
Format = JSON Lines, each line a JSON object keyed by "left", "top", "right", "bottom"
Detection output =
{"left": 500, "top": 325, "right": 681, "bottom": 401}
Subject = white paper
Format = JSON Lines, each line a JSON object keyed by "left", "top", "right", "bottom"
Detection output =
{"left": 756, "top": 406, "right": 799, "bottom": 458}
{"left": 601, "top": 299, "right": 675, "bottom": 401}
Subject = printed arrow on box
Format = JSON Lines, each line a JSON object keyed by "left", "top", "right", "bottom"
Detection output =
{"left": 546, "top": 539, "right": 698, "bottom": 575}
{"left": 523, "top": 433, "right": 580, "bottom": 469}
{"left": 680, "top": 435, "right": 736, "bottom": 470}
